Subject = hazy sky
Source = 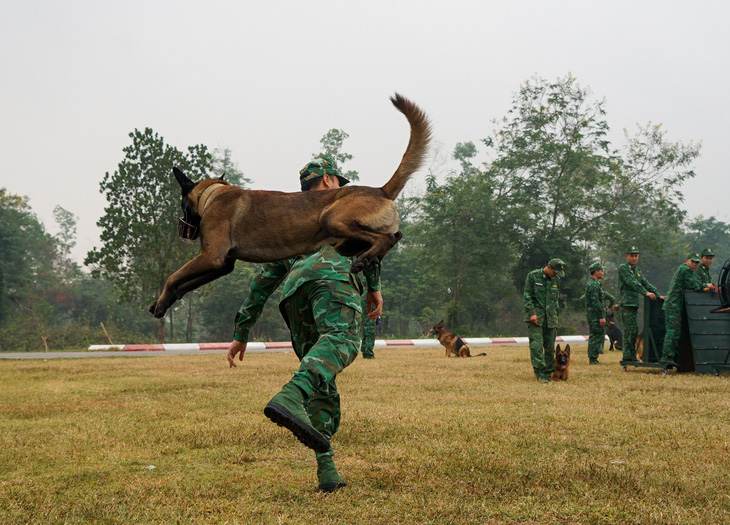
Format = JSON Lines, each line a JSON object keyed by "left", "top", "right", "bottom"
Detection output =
{"left": 1, "top": 1, "right": 728, "bottom": 264}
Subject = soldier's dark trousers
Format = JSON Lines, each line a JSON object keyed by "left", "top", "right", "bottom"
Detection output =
{"left": 527, "top": 323, "right": 556, "bottom": 378}
{"left": 587, "top": 320, "right": 605, "bottom": 360}
{"left": 620, "top": 306, "right": 639, "bottom": 360}
{"left": 280, "top": 279, "right": 362, "bottom": 441}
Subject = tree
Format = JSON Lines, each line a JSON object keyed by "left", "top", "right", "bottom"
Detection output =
{"left": 484, "top": 75, "right": 700, "bottom": 294}
{"left": 85, "top": 128, "right": 213, "bottom": 343}
{"left": 313, "top": 128, "right": 359, "bottom": 182}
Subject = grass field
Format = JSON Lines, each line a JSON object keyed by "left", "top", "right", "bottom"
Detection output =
{"left": 1, "top": 346, "right": 729, "bottom": 524}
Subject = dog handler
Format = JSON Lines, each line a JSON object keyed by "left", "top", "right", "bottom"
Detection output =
{"left": 227, "top": 156, "right": 382, "bottom": 493}
{"left": 617, "top": 246, "right": 663, "bottom": 362}
{"left": 659, "top": 253, "right": 705, "bottom": 368}
{"left": 584, "top": 262, "right": 617, "bottom": 365}
{"left": 523, "top": 258, "right": 566, "bottom": 383}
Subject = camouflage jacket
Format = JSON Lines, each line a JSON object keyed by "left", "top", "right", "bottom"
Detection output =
{"left": 618, "top": 263, "right": 659, "bottom": 308}
{"left": 233, "top": 245, "right": 380, "bottom": 343}
{"left": 694, "top": 264, "right": 713, "bottom": 289}
{"left": 584, "top": 278, "right": 616, "bottom": 321}
{"left": 523, "top": 268, "right": 561, "bottom": 328}
{"left": 663, "top": 263, "right": 703, "bottom": 313}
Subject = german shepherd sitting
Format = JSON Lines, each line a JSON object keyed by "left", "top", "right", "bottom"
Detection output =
{"left": 428, "top": 320, "right": 485, "bottom": 358}
{"left": 551, "top": 344, "right": 571, "bottom": 381}
{"left": 605, "top": 311, "right": 622, "bottom": 352}
{"left": 149, "top": 94, "right": 431, "bottom": 319}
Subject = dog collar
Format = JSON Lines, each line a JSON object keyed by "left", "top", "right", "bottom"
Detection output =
{"left": 198, "top": 182, "right": 226, "bottom": 214}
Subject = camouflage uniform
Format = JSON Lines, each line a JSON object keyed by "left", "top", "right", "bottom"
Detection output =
{"left": 695, "top": 263, "right": 713, "bottom": 289}
{"left": 618, "top": 251, "right": 659, "bottom": 361}
{"left": 584, "top": 271, "right": 616, "bottom": 362}
{"left": 660, "top": 256, "right": 703, "bottom": 365}
{"left": 524, "top": 259, "right": 564, "bottom": 381}
{"left": 234, "top": 245, "right": 380, "bottom": 443}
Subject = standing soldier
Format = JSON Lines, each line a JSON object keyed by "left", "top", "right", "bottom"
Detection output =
{"left": 695, "top": 248, "right": 718, "bottom": 293}
{"left": 618, "top": 246, "right": 663, "bottom": 362}
{"left": 360, "top": 288, "right": 377, "bottom": 359}
{"left": 584, "top": 262, "right": 617, "bottom": 364}
{"left": 524, "top": 258, "right": 566, "bottom": 383}
{"left": 660, "top": 253, "right": 704, "bottom": 368}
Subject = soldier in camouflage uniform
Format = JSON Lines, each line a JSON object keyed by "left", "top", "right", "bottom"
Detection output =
{"left": 227, "top": 156, "right": 382, "bottom": 493}
{"left": 524, "top": 258, "right": 566, "bottom": 383}
{"left": 660, "top": 253, "right": 704, "bottom": 368}
{"left": 359, "top": 278, "right": 377, "bottom": 359}
{"left": 584, "top": 262, "right": 617, "bottom": 364}
{"left": 617, "top": 246, "right": 663, "bottom": 362}
{"left": 694, "top": 248, "right": 718, "bottom": 293}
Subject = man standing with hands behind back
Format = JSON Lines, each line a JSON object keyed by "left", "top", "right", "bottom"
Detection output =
{"left": 524, "top": 258, "right": 566, "bottom": 383}
{"left": 617, "top": 246, "right": 664, "bottom": 362}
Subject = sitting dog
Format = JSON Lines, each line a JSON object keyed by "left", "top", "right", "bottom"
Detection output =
{"left": 428, "top": 320, "right": 485, "bottom": 358}
{"left": 551, "top": 344, "right": 571, "bottom": 381}
{"left": 149, "top": 94, "right": 431, "bottom": 318}
{"left": 605, "top": 311, "right": 622, "bottom": 352}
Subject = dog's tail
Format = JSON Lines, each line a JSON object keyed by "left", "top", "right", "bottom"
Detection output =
{"left": 472, "top": 352, "right": 487, "bottom": 357}
{"left": 380, "top": 94, "right": 432, "bottom": 200}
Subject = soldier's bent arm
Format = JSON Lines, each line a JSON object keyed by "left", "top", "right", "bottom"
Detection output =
{"left": 233, "top": 261, "right": 289, "bottom": 343}
{"left": 618, "top": 265, "right": 649, "bottom": 295}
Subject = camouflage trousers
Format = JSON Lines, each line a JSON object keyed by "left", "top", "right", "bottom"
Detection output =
{"left": 280, "top": 279, "right": 362, "bottom": 441}
{"left": 360, "top": 295, "right": 376, "bottom": 358}
{"left": 587, "top": 319, "right": 605, "bottom": 360}
{"left": 526, "top": 323, "right": 556, "bottom": 378}
{"left": 661, "top": 309, "right": 681, "bottom": 363}
{"left": 620, "top": 306, "right": 639, "bottom": 360}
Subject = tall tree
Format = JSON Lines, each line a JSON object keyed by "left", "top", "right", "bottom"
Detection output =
{"left": 313, "top": 128, "right": 359, "bottom": 182}
{"left": 85, "top": 128, "right": 213, "bottom": 342}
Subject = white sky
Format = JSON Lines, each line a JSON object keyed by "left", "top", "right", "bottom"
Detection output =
{"left": 1, "top": 1, "right": 728, "bottom": 264}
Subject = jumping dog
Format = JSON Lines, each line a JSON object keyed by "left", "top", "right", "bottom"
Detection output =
{"left": 150, "top": 94, "right": 431, "bottom": 318}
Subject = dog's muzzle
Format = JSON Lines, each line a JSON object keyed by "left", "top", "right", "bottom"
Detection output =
{"left": 177, "top": 216, "right": 200, "bottom": 244}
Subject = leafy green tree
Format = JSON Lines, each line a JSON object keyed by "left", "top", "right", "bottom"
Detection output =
{"left": 85, "top": 128, "right": 213, "bottom": 343}
{"left": 313, "top": 128, "right": 359, "bottom": 182}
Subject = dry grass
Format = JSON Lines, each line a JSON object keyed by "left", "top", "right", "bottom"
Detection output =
{"left": 1, "top": 346, "right": 728, "bottom": 524}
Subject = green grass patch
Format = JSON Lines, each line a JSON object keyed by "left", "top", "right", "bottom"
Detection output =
{"left": 1, "top": 348, "right": 728, "bottom": 524}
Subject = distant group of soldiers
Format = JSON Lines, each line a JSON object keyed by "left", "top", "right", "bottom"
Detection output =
{"left": 523, "top": 247, "right": 719, "bottom": 382}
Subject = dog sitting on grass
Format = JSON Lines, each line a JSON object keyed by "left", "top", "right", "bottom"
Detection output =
{"left": 428, "top": 320, "right": 485, "bottom": 358}
{"left": 551, "top": 344, "right": 571, "bottom": 381}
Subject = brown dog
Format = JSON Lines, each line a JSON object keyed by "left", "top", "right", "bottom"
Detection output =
{"left": 149, "top": 94, "right": 431, "bottom": 318}
{"left": 428, "top": 320, "right": 485, "bottom": 358}
{"left": 551, "top": 344, "right": 571, "bottom": 381}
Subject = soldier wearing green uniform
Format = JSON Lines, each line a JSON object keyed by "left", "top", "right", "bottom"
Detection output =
{"left": 360, "top": 281, "right": 377, "bottom": 359}
{"left": 694, "top": 248, "right": 718, "bottom": 293}
{"left": 617, "top": 246, "right": 663, "bottom": 362}
{"left": 227, "top": 156, "right": 382, "bottom": 493}
{"left": 584, "top": 262, "right": 617, "bottom": 364}
{"left": 660, "top": 253, "right": 704, "bottom": 368}
{"left": 524, "top": 258, "right": 566, "bottom": 383}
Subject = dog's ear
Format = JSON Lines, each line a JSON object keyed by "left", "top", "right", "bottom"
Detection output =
{"left": 556, "top": 344, "right": 561, "bottom": 353}
{"left": 173, "top": 167, "right": 197, "bottom": 197}
{"left": 565, "top": 344, "right": 571, "bottom": 356}
{"left": 218, "top": 172, "right": 226, "bottom": 181}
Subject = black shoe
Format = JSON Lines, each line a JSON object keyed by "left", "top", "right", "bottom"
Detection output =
{"left": 318, "top": 480, "right": 347, "bottom": 493}
{"left": 589, "top": 359, "right": 600, "bottom": 365}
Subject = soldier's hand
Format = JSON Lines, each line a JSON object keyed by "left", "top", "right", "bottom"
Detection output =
{"left": 613, "top": 304, "right": 619, "bottom": 311}
{"left": 707, "top": 283, "right": 717, "bottom": 292}
{"left": 227, "top": 340, "right": 247, "bottom": 368}
{"left": 599, "top": 318, "right": 606, "bottom": 327}
{"left": 646, "top": 292, "right": 657, "bottom": 300}
{"left": 529, "top": 314, "right": 538, "bottom": 325}
{"left": 366, "top": 290, "right": 383, "bottom": 320}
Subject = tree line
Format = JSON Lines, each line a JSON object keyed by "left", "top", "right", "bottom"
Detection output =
{"left": 2, "top": 75, "right": 729, "bottom": 351}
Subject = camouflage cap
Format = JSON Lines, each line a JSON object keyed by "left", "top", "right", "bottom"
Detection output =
{"left": 299, "top": 156, "right": 350, "bottom": 189}
{"left": 626, "top": 245, "right": 640, "bottom": 254}
{"left": 701, "top": 248, "right": 715, "bottom": 257}
{"left": 687, "top": 252, "right": 701, "bottom": 262}
{"left": 548, "top": 258, "right": 566, "bottom": 277}
{"left": 589, "top": 262, "right": 603, "bottom": 274}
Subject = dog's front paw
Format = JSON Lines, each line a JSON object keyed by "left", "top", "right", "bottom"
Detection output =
{"left": 148, "top": 300, "right": 167, "bottom": 319}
